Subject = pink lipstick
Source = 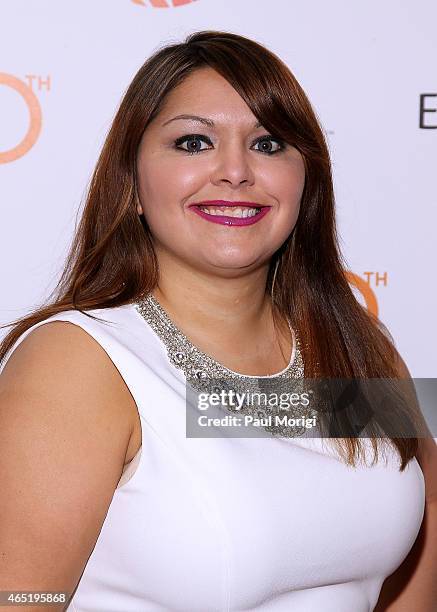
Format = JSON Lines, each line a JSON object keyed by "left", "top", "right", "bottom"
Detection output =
{"left": 188, "top": 200, "right": 271, "bottom": 227}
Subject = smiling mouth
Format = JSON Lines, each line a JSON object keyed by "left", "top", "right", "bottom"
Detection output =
{"left": 196, "top": 205, "right": 262, "bottom": 218}
{"left": 189, "top": 202, "right": 271, "bottom": 227}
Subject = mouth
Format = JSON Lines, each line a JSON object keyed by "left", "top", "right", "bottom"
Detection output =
{"left": 188, "top": 200, "right": 271, "bottom": 226}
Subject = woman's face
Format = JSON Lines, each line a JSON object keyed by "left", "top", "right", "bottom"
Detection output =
{"left": 136, "top": 67, "right": 306, "bottom": 277}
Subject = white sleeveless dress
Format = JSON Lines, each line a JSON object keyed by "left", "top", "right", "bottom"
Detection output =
{"left": 0, "top": 303, "right": 425, "bottom": 612}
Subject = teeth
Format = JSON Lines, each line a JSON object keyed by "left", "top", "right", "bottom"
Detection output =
{"left": 199, "top": 206, "right": 260, "bottom": 218}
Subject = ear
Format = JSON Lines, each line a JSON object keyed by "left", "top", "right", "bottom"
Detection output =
{"left": 137, "top": 203, "right": 143, "bottom": 215}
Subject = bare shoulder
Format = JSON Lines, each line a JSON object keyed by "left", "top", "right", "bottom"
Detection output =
{"left": 2, "top": 319, "right": 109, "bottom": 374}
{"left": 0, "top": 320, "right": 138, "bottom": 601}
{"left": 1, "top": 319, "right": 138, "bottom": 432}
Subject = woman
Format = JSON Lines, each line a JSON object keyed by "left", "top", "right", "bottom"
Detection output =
{"left": 0, "top": 30, "right": 435, "bottom": 612}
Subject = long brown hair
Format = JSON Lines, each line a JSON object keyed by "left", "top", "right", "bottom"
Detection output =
{"left": 0, "top": 30, "right": 420, "bottom": 469}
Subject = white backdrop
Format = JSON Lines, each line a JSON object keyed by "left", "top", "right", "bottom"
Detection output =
{"left": 1, "top": 0, "right": 436, "bottom": 375}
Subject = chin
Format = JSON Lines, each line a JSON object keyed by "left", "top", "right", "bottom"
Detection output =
{"left": 199, "top": 254, "right": 263, "bottom": 272}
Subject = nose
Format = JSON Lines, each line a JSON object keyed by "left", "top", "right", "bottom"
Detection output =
{"left": 210, "top": 140, "right": 255, "bottom": 188}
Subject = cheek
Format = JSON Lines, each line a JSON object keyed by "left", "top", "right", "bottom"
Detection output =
{"left": 136, "top": 159, "right": 199, "bottom": 238}
{"left": 138, "top": 157, "right": 209, "bottom": 230}
{"left": 283, "top": 156, "right": 306, "bottom": 200}
{"left": 271, "top": 161, "right": 305, "bottom": 233}
{"left": 138, "top": 157, "right": 204, "bottom": 204}
{"left": 264, "top": 161, "right": 305, "bottom": 209}
{"left": 282, "top": 163, "right": 306, "bottom": 221}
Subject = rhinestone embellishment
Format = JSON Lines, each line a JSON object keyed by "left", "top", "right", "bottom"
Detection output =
{"left": 134, "top": 293, "right": 313, "bottom": 438}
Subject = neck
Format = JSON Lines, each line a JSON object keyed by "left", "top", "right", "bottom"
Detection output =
{"left": 147, "top": 245, "right": 294, "bottom": 372}
{"left": 150, "top": 256, "right": 282, "bottom": 350}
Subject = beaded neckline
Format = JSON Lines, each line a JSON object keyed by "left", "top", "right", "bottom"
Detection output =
{"left": 134, "top": 292, "right": 305, "bottom": 388}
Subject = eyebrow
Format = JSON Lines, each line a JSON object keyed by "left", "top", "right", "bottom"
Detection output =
{"left": 161, "top": 114, "right": 262, "bottom": 129}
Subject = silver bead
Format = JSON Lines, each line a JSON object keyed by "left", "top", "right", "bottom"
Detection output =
{"left": 195, "top": 369, "right": 207, "bottom": 380}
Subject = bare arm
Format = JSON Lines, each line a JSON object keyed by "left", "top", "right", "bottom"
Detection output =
{"left": 0, "top": 321, "right": 137, "bottom": 610}
{"left": 374, "top": 354, "right": 437, "bottom": 611}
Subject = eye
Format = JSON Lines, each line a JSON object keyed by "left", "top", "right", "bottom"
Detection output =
{"left": 252, "top": 136, "right": 286, "bottom": 155}
{"left": 174, "top": 134, "right": 213, "bottom": 155}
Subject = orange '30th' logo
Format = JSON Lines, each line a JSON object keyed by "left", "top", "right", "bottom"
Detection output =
{"left": 0, "top": 73, "right": 43, "bottom": 164}
{"left": 346, "top": 271, "right": 383, "bottom": 317}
